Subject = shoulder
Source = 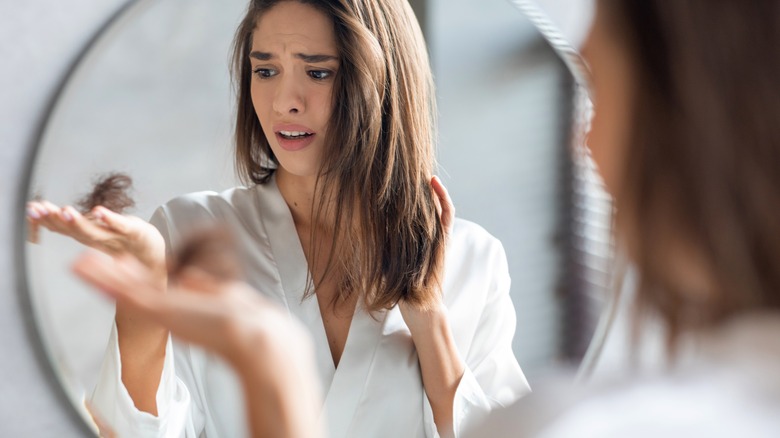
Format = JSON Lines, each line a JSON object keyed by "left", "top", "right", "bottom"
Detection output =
{"left": 153, "top": 185, "right": 266, "bottom": 223}
{"left": 160, "top": 186, "right": 256, "bottom": 215}
{"left": 150, "top": 185, "right": 270, "bottom": 244}
{"left": 442, "top": 218, "right": 510, "bottom": 306}
{"left": 448, "top": 217, "right": 507, "bottom": 266}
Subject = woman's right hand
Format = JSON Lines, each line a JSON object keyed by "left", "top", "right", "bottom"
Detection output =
{"left": 27, "top": 200, "right": 169, "bottom": 415}
{"left": 73, "top": 251, "right": 324, "bottom": 438}
{"left": 26, "top": 201, "right": 166, "bottom": 274}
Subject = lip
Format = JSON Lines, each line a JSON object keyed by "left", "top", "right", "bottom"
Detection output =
{"left": 273, "top": 124, "right": 316, "bottom": 152}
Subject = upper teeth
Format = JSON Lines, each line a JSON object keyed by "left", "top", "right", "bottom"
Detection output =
{"left": 280, "top": 131, "right": 308, "bottom": 137}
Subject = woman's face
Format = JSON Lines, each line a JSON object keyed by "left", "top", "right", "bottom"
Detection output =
{"left": 250, "top": 1, "right": 339, "bottom": 179}
{"left": 582, "top": 1, "right": 634, "bottom": 202}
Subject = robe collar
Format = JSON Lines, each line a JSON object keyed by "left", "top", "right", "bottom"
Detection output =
{"left": 254, "top": 175, "right": 389, "bottom": 437}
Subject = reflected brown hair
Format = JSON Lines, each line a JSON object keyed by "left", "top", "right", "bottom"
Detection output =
{"left": 231, "top": 0, "right": 444, "bottom": 310}
{"left": 601, "top": 0, "right": 780, "bottom": 345}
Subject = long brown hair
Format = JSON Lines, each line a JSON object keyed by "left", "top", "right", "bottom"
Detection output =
{"left": 601, "top": 0, "right": 780, "bottom": 345}
{"left": 231, "top": 0, "right": 444, "bottom": 311}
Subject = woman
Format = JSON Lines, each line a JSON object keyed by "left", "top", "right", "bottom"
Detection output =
{"left": 28, "top": 0, "right": 529, "bottom": 436}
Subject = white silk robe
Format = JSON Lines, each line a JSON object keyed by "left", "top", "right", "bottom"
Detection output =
{"left": 90, "top": 175, "right": 531, "bottom": 437}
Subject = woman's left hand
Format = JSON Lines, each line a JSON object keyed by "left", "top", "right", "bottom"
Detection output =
{"left": 400, "top": 175, "right": 453, "bottom": 328}
{"left": 399, "top": 175, "right": 454, "bottom": 323}
{"left": 399, "top": 176, "right": 463, "bottom": 437}
{"left": 431, "top": 175, "right": 455, "bottom": 240}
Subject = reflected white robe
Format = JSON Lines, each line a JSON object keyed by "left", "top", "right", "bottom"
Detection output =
{"left": 465, "top": 315, "right": 780, "bottom": 437}
{"left": 90, "top": 176, "right": 530, "bottom": 437}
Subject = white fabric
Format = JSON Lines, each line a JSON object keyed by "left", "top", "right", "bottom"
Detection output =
{"left": 465, "top": 314, "right": 780, "bottom": 437}
{"left": 90, "top": 176, "right": 531, "bottom": 438}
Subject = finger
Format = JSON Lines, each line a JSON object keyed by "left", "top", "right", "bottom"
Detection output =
{"left": 26, "top": 203, "right": 43, "bottom": 242}
{"left": 37, "top": 201, "right": 66, "bottom": 232}
{"left": 64, "top": 206, "right": 136, "bottom": 256}
{"left": 74, "top": 254, "right": 186, "bottom": 339}
{"left": 62, "top": 205, "right": 102, "bottom": 234}
{"left": 40, "top": 200, "right": 61, "bottom": 216}
{"left": 39, "top": 202, "right": 87, "bottom": 237}
{"left": 138, "top": 290, "right": 237, "bottom": 356}
{"left": 72, "top": 251, "right": 160, "bottom": 310}
{"left": 72, "top": 252, "right": 134, "bottom": 295}
{"left": 175, "top": 267, "right": 225, "bottom": 294}
{"left": 431, "top": 176, "right": 454, "bottom": 233}
{"left": 73, "top": 252, "right": 171, "bottom": 332}
{"left": 58, "top": 205, "right": 77, "bottom": 223}
{"left": 92, "top": 206, "right": 133, "bottom": 235}
{"left": 26, "top": 216, "right": 40, "bottom": 244}
{"left": 56, "top": 206, "right": 111, "bottom": 247}
{"left": 429, "top": 182, "right": 443, "bottom": 218}
{"left": 26, "top": 202, "right": 43, "bottom": 221}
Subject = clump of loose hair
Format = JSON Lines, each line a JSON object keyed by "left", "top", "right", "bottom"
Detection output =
{"left": 231, "top": 0, "right": 444, "bottom": 311}
{"left": 168, "top": 226, "right": 244, "bottom": 282}
{"left": 76, "top": 172, "right": 136, "bottom": 214}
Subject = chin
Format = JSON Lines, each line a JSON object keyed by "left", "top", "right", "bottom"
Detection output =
{"left": 269, "top": 145, "right": 321, "bottom": 179}
{"left": 276, "top": 159, "right": 320, "bottom": 179}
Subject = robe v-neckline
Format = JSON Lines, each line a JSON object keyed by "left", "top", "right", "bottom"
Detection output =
{"left": 254, "top": 176, "right": 388, "bottom": 437}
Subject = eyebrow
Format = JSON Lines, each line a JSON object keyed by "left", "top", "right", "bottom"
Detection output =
{"left": 249, "top": 51, "right": 339, "bottom": 63}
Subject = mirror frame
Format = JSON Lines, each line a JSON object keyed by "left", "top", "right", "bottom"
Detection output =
{"left": 505, "top": 0, "right": 618, "bottom": 378}
{"left": 15, "top": 0, "right": 142, "bottom": 434}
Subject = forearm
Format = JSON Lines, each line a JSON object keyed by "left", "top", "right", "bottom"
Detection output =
{"left": 114, "top": 268, "right": 169, "bottom": 415}
{"left": 234, "top": 333, "right": 323, "bottom": 438}
{"left": 408, "top": 308, "right": 465, "bottom": 437}
{"left": 238, "top": 363, "right": 322, "bottom": 438}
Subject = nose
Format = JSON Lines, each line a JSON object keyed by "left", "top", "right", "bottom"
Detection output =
{"left": 272, "top": 73, "right": 305, "bottom": 115}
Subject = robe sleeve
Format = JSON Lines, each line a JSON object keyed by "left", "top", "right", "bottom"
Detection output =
{"left": 87, "top": 206, "right": 205, "bottom": 437}
{"left": 429, "top": 238, "right": 531, "bottom": 437}
{"left": 88, "top": 323, "right": 200, "bottom": 437}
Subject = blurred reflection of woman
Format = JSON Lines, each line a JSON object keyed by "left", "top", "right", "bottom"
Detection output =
{"left": 466, "top": 0, "right": 780, "bottom": 436}
{"left": 30, "top": 0, "right": 530, "bottom": 436}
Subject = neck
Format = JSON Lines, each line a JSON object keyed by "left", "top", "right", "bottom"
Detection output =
{"left": 276, "top": 168, "right": 328, "bottom": 230}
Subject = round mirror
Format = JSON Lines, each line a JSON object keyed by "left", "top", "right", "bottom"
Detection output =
{"left": 22, "top": 0, "right": 611, "bottom": 434}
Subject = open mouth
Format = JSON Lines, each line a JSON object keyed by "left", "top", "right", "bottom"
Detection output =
{"left": 278, "top": 130, "right": 313, "bottom": 140}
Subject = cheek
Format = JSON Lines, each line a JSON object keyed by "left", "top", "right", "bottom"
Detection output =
{"left": 315, "top": 86, "right": 334, "bottom": 127}
{"left": 250, "top": 85, "right": 278, "bottom": 143}
{"left": 320, "top": 99, "right": 332, "bottom": 126}
{"left": 250, "top": 85, "right": 268, "bottom": 121}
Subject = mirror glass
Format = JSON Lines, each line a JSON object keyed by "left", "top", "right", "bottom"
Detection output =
{"left": 23, "top": 0, "right": 610, "bottom": 433}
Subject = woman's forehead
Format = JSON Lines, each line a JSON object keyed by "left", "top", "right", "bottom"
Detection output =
{"left": 251, "top": 2, "right": 337, "bottom": 53}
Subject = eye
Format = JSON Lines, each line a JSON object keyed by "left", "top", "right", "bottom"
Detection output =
{"left": 308, "top": 70, "right": 332, "bottom": 80}
{"left": 252, "top": 67, "right": 277, "bottom": 79}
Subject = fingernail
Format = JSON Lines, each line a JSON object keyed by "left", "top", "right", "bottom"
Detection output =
{"left": 92, "top": 209, "right": 103, "bottom": 220}
{"left": 27, "top": 208, "right": 40, "bottom": 219}
{"left": 62, "top": 209, "right": 73, "bottom": 222}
